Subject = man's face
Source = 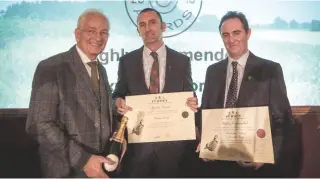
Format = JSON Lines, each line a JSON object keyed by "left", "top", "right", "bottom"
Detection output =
{"left": 75, "top": 14, "right": 109, "bottom": 60}
{"left": 137, "top": 11, "right": 166, "bottom": 45}
{"left": 220, "top": 18, "right": 251, "bottom": 60}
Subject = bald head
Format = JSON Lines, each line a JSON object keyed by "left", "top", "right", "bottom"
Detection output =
{"left": 77, "top": 9, "right": 110, "bottom": 30}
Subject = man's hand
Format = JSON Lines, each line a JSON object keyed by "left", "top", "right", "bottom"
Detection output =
{"left": 83, "top": 155, "right": 112, "bottom": 178}
{"left": 237, "top": 161, "right": 264, "bottom": 170}
{"left": 115, "top": 98, "right": 132, "bottom": 115}
{"left": 195, "top": 142, "right": 213, "bottom": 162}
{"left": 186, "top": 97, "right": 198, "bottom": 112}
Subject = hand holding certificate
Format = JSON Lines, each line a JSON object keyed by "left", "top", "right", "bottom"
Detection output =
{"left": 200, "top": 106, "right": 274, "bottom": 164}
{"left": 125, "top": 92, "right": 196, "bottom": 143}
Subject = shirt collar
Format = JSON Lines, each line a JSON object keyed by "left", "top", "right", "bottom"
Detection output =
{"left": 76, "top": 45, "right": 97, "bottom": 64}
{"left": 228, "top": 50, "right": 250, "bottom": 68}
{"left": 143, "top": 43, "right": 166, "bottom": 60}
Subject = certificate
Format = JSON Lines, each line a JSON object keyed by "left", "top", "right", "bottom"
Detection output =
{"left": 125, "top": 92, "right": 196, "bottom": 143}
{"left": 200, "top": 106, "right": 274, "bottom": 164}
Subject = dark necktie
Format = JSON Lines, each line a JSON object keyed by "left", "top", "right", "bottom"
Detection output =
{"left": 87, "top": 61, "right": 100, "bottom": 92}
{"left": 149, "top": 52, "right": 160, "bottom": 94}
{"left": 225, "top": 61, "right": 238, "bottom": 108}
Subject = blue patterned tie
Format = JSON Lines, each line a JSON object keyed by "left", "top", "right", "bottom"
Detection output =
{"left": 226, "top": 61, "right": 238, "bottom": 108}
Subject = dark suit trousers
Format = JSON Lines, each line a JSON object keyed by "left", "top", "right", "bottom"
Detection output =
{"left": 71, "top": 170, "right": 88, "bottom": 178}
{"left": 198, "top": 160, "right": 282, "bottom": 178}
{"left": 120, "top": 140, "right": 198, "bottom": 177}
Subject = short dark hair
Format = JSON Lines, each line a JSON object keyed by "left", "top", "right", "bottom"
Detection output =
{"left": 137, "top": 8, "right": 163, "bottom": 23}
{"left": 219, "top": 11, "right": 249, "bottom": 33}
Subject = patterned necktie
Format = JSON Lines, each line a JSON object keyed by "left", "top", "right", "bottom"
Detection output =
{"left": 149, "top": 52, "right": 159, "bottom": 94}
{"left": 225, "top": 61, "right": 238, "bottom": 108}
{"left": 87, "top": 61, "right": 100, "bottom": 92}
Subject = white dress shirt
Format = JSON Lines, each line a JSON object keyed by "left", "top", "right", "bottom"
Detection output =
{"left": 143, "top": 43, "right": 167, "bottom": 92}
{"left": 76, "top": 45, "right": 99, "bottom": 79}
{"left": 224, "top": 50, "right": 250, "bottom": 107}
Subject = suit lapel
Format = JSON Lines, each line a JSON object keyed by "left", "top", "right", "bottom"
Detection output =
{"left": 98, "top": 62, "right": 112, "bottom": 129}
{"left": 70, "top": 46, "right": 100, "bottom": 109}
{"left": 237, "top": 52, "right": 259, "bottom": 107}
{"left": 97, "top": 62, "right": 112, "bottom": 141}
{"left": 162, "top": 46, "right": 174, "bottom": 93}
{"left": 98, "top": 62, "right": 109, "bottom": 95}
{"left": 216, "top": 59, "right": 228, "bottom": 108}
{"left": 135, "top": 46, "right": 150, "bottom": 94}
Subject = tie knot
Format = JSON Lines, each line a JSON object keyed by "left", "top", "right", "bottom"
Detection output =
{"left": 231, "top": 61, "right": 238, "bottom": 69}
{"left": 87, "top": 61, "right": 98, "bottom": 68}
{"left": 150, "top": 52, "right": 158, "bottom": 59}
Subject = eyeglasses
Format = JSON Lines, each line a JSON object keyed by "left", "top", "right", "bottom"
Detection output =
{"left": 80, "top": 28, "right": 109, "bottom": 38}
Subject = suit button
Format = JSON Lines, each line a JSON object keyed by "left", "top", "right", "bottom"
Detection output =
{"left": 94, "top": 145, "right": 99, "bottom": 150}
{"left": 276, "top": 118, "right": 284, "bottom": 124}
{"left": 94, "top": 122, "right": 99, "bottom": 128}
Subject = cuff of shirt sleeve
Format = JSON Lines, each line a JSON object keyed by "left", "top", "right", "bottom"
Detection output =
{"left": 78, "top": 151, "right": 92, "bottom": 171}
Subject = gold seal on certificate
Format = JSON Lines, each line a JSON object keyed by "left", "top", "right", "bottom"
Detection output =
{"left": 200, "top": 106, "right": 274, "bottom": 164}
{"left": 125, "top": 92, "right": 196, "bottom": 143}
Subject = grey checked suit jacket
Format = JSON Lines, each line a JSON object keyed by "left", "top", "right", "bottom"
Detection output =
{"left": 26, "top": 45, "right": 114, "bottom": 177}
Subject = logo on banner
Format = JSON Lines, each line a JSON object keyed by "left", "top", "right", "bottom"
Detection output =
{"left": 125, "top": 0, "right": 202, "bottom": 38}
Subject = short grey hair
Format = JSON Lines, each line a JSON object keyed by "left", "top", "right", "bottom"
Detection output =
{"left": 77, "top": 8, "right": 110, "bottom": 30}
